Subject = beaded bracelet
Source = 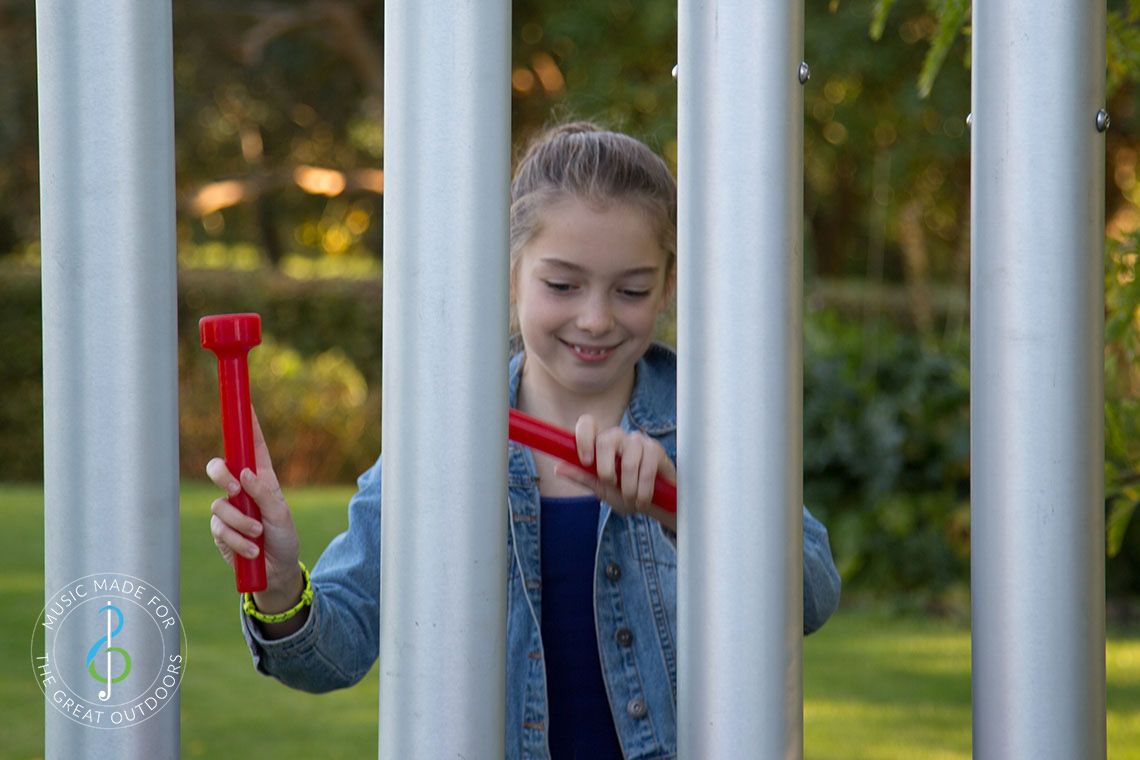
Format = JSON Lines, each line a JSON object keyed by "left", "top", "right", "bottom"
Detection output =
{"left": 242, "top": 561, "right": 313, "bottom": 624}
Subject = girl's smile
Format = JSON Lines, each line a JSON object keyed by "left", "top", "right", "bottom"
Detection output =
{"left": 563, "top": 340, "right": 619, "bottom": 362}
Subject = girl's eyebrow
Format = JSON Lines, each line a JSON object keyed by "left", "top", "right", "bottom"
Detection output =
{"left": 538, "top": 257, "right": 660, "bottom": 277}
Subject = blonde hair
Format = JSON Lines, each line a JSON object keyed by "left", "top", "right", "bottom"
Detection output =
{"left": 509, "top": 122, "right": 677, "bottom": 281}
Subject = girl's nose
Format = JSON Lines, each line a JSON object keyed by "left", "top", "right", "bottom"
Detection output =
{"left": 577, "top": 295, "right": 615, "bottom": 334}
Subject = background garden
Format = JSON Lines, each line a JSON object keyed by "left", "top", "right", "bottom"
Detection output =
{"left": 2, "top": 0, "right": 1140, "bottom": 757}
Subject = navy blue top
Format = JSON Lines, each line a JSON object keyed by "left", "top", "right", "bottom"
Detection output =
{"left": 540, "top": 494, "right": 623, "bottom": 760}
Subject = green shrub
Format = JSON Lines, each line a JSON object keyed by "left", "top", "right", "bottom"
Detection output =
{"left": 1105, "top": 229, "right": 1140, "bottom": 599}
{"left": 8, "top": 253, "right": 1139, "bottom": 603}
{"left": 803, "top": 310, "right": 971, "bottom": 606}
{"left": 183, "top": 336, "right": 379, "bottom": 484}
{"left": 178, "top": 267, "right": 382, "bottom": 386}
{"left": 1, "top": 262, "right": 382, "bottom": 484}
{"left": 178, "top": 265, "right": 383, "bottom": 483}
{"left": 0, "top": 265, "right": 42, "bottom": 480}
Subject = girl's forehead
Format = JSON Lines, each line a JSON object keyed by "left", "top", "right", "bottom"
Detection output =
{"left": 541, "top": 194, "right": 653, "bottom": 225}
{"left": 527, "top": 197, "right": 665, "bottom": 263}
{"left": 526, "top": 242, "right": 667, "bottom": 278}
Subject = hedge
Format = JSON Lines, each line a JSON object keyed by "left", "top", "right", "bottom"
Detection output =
{"left": 2, "top": 264, "right": 382, "bottom": 483}
{"left": 7, "top": 261, "right": 1138, "bottom": 602}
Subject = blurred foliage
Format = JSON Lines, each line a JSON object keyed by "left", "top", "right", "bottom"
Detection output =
{"left": 867, "top": 0, "right": 969, "bottom": 99}
{"left": 177, "top": 264, "right": 383, "bottom": 482}
{"left": 182, "top": 335, "right": 379, "bottom": 485}
{"left": 1106, "top": 229, "right": 1140, "bottom": 596}
{"left": 0, "top": 259, "right": 382, "bottom": 484}
{"left": 804, "top": 309, "right": 970, "bottom": 607}
{"left": 1109, "top": 0, "right": 1140, "bottom": 96}
{"left": 177, "top": 263, "right": 383, "bottom": 387}
{"left": 4, "top": 2, "right": 1140, "bottom": 603}
{"left": 1, "top": 0, "right": 1136, "bottom": 299}
{"left": 6, "top": 248, "right": 1140, "bottom": 601}
{"left": 0, "top": 4, "right": 979, "bottom": 282}
{"left": 0, "top": 263, "right": 42, "bottom": 481}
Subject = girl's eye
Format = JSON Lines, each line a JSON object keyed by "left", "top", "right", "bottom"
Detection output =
{"left": 543, "top": 280, "right": 575, "bottom": 293}
{"left": 620, "top": 289, "right": 651, "bottom": 299}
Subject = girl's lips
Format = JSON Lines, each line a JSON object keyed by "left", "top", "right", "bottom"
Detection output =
{"left": 562, "top": 339, "right": 617, "bottom": 362}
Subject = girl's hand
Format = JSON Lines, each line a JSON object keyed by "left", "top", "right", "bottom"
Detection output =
{"left": 206, "top": 408, "right": 303, "bottom": 613}
{"left": 554, "top": 414, "right": 678, "bottom": 532}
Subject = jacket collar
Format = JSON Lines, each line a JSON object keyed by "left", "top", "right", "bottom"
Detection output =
{"left": 507, "top": 342, "right": 676, "bottom": 436}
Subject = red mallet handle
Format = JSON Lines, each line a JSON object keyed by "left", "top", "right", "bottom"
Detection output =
{"left": 508, "top": 408, "right": 678, "bottom": 513}
{"left": 200, "top": 313, "right": 266, "bottom": 592}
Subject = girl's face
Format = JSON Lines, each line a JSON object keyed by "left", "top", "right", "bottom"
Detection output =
{"left": 513, "top": 196, "right": 674, "bottom": 408}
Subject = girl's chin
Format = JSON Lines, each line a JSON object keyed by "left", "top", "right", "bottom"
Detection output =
{"left": 555, "top": 364, "right": 636, "bottom": 397}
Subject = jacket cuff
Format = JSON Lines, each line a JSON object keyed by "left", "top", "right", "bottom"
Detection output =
{"left": 239, "top": 592, "right": 322, "bottom": 675}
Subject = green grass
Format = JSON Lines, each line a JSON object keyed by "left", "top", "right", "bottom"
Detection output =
{"left": 3, "top": 483, "right": 1139, "bottom": 758}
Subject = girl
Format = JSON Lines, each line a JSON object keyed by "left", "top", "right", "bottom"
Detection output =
{"left": 207, "top": 122, "right": 841, "bottom": 759}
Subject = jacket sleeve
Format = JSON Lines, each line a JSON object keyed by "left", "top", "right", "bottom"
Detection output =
{"left": 802, "top": 504, "right": 841, "bottom": 634}
{"left": 240, "top": 457, "right": 383, "bottom": 692}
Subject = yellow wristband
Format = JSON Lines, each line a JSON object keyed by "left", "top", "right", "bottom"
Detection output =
{"left": 243, "top": 561, "right": 313, "bottom": 624}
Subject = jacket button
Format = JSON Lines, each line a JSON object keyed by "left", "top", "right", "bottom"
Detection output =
{"left": 605, "top": 562, "right": 621, "bottom": 581}
{"left": 615, "top": 628, "right": 633, "bottom": 647}
{"left": 626, "top": 698, "right": 647, "bottom": 719}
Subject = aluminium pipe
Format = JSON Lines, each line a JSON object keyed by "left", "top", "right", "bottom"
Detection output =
{"left": 677, "top": 0, "right": 805, "bottom": 757}
{"left": 971, "top": 1, "right": 1107, "bottom": 758}
{"left": 37, "top": 1, "right": 181, "bottom": 758}
{"left": 379, "top": 1, "right": 510, "bottom": 757}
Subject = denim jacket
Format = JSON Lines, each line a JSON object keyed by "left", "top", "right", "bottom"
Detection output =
{"left": 241, "top": 343, "right": 842, "bottom": 759}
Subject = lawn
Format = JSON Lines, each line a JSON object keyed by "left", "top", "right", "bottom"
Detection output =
{"left": 3, "top": 483, "right": 1138, "bottom": 758}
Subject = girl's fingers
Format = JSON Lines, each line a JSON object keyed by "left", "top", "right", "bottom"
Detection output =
{"left": 562, "top": 420, "right": 676, "bottom": 519}
{"left": 236, "top": 470, "right": 301, "bottom": 566}
{"left": 574, "top": 414, "right": 598, "bottom": 467}
{"left": 620, "top": 436, "right": 645, "bottom": 507}
{"left": 210, "top": 513, "right": 260, "bottom": 562}
{"left": 207, "top": 414, "right": 302, "bottom": 587}
{"left": 636, "top": 447, "right": 660, "bottom": 510}
{"left": 205, "top": 457, "right": 240, "bottom": 495}
{"left": 208, "top": 517, "right": 235, "bottom": 567}
{"left": 210, "top": 496, "right": 263, "bottom": 538}
{"left": 594, "top": 428, "right": 625, "bottom": 485}
{"left": 239, "top": 467, "right": 288, "bottom": 523}
{"left": 250, "top": 406, "right": 275, "bottom": 476}
{"left": 249, "top": 407, "right": 285, "bottom": 496}
{"left": 656, "top": 454, "right": 678, "bottom": 486}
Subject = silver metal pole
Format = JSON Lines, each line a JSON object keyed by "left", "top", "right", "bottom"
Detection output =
{"left": 379, "top": 1, "right": 510, "bottom": 758}
{"left": 677, "top": 0, "right": 804, "bottom": 757}
{"left": 971, "top": 0, "right": 1106, "bottom": 757}
{"left": 37, "top": 2, "right": 181, "bottom": 758}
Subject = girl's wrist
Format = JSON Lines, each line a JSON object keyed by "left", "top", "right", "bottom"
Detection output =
{"left": 252, "top": 564, "right": 304, "bottom": 614}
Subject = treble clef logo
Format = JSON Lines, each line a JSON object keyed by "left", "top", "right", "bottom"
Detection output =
{"left": 85, "top": 603, "right": 131, "bottom": 702}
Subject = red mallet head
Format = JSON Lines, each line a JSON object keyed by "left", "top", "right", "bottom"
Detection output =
{"left": 200, "top": 313, "right": 262, "bottom": 355}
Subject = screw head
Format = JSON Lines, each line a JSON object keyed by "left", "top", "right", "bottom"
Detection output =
{"left": 1096, "top": 109, "right": 1110, "bottom": 132}
{"left": 798, "top": 62, "right": 810, "bottom": 84}
{"left": 966, "top": 112, "right": 973, "bottom": 129}
{"left": 672, "top": 64, "right": 678, "bottom": 80}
